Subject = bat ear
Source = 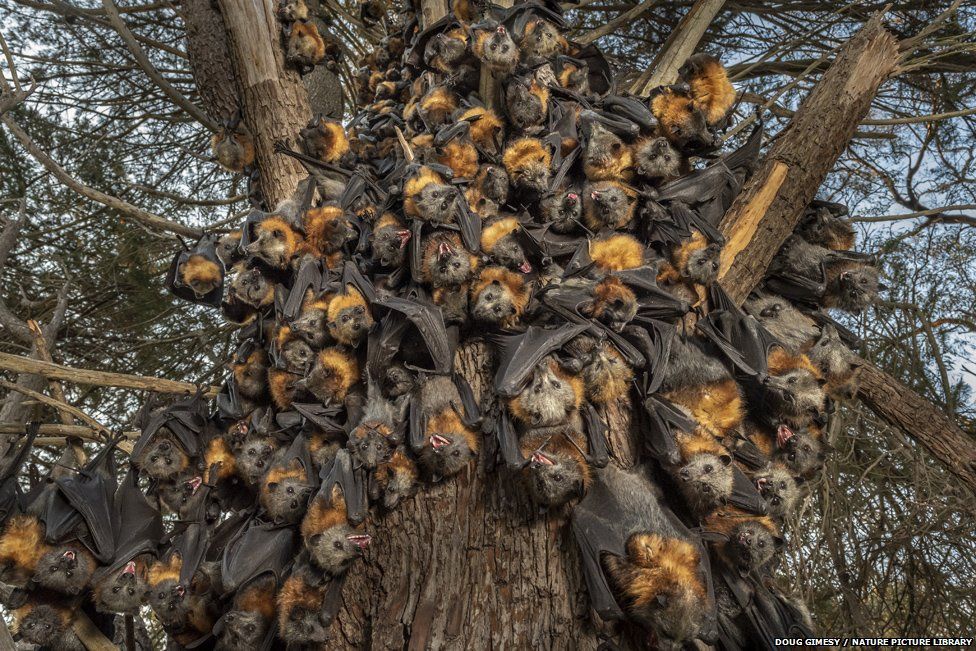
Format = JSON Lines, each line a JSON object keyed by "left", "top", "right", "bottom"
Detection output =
{"left": 773, "top": 535, "right": 786, "bottom": 550}
{"left": 719, "top": 454, "right": 732, "bottom": 466}
{"left": 267, "top": 481, "right": 280, "bottom": 492}
{"left": 655, "top": 594, "right": 669, "bottom": 608}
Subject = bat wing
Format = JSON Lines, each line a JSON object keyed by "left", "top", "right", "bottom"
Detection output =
{"left": 804, "top": 308, "right": 862, "bottom": 348}
{"left": 455, "top": 193, "right": 483, "bottom": 252}
{"left": 372, "top": 293, "right": 453, "bottom": 374}
{"left": 491, "top": 323, "right": 588, "bottom": 397}
{"left": 582, "top": 403, "right": 609, "bottom": 468}
{"left": 638, "top": 394, "right": 692, "bottom": 466}
{"left": 600, "top": 94, "right": 657, "bottom": 135}
{"left": 108, "top": 468, "right": 162, "bottom": 572}
{"left": 695, "top": 285, "right": 768, "bottom": 379}
{"left": 762, "top": 271, "right": 827, "bottom": 307}
{"left": 220, "top": 518, "right": 297, "bottom": 595}
{"left": 289, "top": 403, "right": 347, "bottom": 436}
{"left": 622, "top": 319, "right": 674, "bottom": 394}
{"left": 48, "top": 437, "right": 119, "bottom": 562}
{"left": 0, "top": 422, "right": 37, "bottom": 523}
{"left": 727, "top": 465, "right": 768, "bottom": 515}
{"left": 729, "top": 436, "right": 769, "bottom": 470}
{"left": 282, "top": 258, "right": 325, "bottom": 321}
{"left": 613, "top": 265, "right": 691, "bottom": 322}
{"left": 317, "top": 449, "right": 367, "bottom": 525}
{"left": 496, "top": 410, "right": 525, "bottom": 470}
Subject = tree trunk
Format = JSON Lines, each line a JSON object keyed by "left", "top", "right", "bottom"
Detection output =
{"left": 212, "top": 0, "right": 311, "bottom": 206}
{"left": 717, "top": 13, "right": 900, "bottom": 302}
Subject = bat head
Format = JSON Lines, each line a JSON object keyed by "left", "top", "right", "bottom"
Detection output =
{"left": 763, "top": 368, "right": 825, "bottom": 423}
{"left": 676, "top": 452, "right": 733, "bottom": 512}
{"left": 221, "top": 609, "right": 272, "bottom": 649}
{"left": 754, "top": 465, "right": 801, "bottom": 518}
{"left": 428, "top": 238, "right": 475, "bottom": 287}
{"left": 777, "top": 425, "right": 827, "bottom": 477}
{"left": 426, "top": 432, "right": 477, "bottom": 478}
{"left": 177, "top": 254, "right": 223, "bottom": 298}
{"left": 684, "top": 242, "right": 722, "bottom": 285}
{"left": 237, "top": 436, "right": 279, "bottom": 484}
{"left": 584, "top": 182, "right": 633, "bottom": 228}
{"left": 476, "top": 164, "right": 509, "bottom": 204}
{"left": 148, "top": 578, "right": 190, "bottom": 626}
{"left": 94, "top": 559, "right": 148, "bottom": 614}
{"left": 471, "top": 279, "right": 519, "bottom": 327}
{"left": 540, "top": 188, "right": 582, "bottom": 232}
{"left": 834, "top": 264, "right": 882, "bottom": 313}
{"left": 228, "top": 264, "right": 274, "bottom": 308}
{"left": 34, "top": 545, "right": 96, "bottom": 596}
{"left": 414, "top": 182, "right": 458, "bottom": 224}
{"left": 527, "top": 450, "right": 586, "bottom": 507}
{"left": 513, "top": 360, "right": 579, "bottom": 428}
{"left": 138, "top": 433, "right": 190, "bottom": 480}
{"left": 726, "top": 520, "right": 782, "bottom": 572}
{"left": 17, "top": 604, "right": 70, "bottom": 646}
{"left": 634, "top": 136, "right": 682, "bottom": 180}
{"left": 348, "top": 422, "right": 394, "bottom": 470}
{"left": 306, "top": 523, "right": 371, "bottom": 576}
{"left": 520, "top": 18, "right": 562, "bottom": 59}
{"left": 371, "top": 226, "right": 412, "bottom": 268}
{"left": 280, "top": 337, "right": 315, "bottom": 375}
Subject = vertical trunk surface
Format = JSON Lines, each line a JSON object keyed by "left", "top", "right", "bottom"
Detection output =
{"left": 212, "top": 0, "right": 311, "bottom": 206}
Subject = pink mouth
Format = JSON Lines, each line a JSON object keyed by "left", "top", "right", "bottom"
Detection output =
{"left": 187, "top": 476, "right": 203, "bottom": 492}
{"left": 346, "top": 534, "right": 372, "bottom": 550}
{"left": 518, "top": 261, "right": 533, "bottom": 273}
{"left": 63, "top": 550, "right": 76, "bottom": 561}
{"left": 566, "top": 192, "right": 579, "bottom": 202}
{"left": 590, "top": 191, "right": 600, "bottom": 200}
{"left": 531, "top": 452, "right": 554, "bottom": 466}
{"left": 430, "top": 434, "right": 451, "bottom": 449}
{"left": 397, "top": 230, "right": 412, "bottom": 248}
{"left": 122, "top": 561, "right": 137, "bottom": 577}
{"left": 175, "top": 585, "right": 186, "bottom": 598}
{"left": 776, "top": 424, "right": 794, "bottom": 449}
{"left": 438, "top": 241, "right": 454, "bottom": 257}
{"left": 496, "top": 26, "right": 506, "bottom": 34}
{"left": 755, "top": 477, "right": 769, "bottom": 492}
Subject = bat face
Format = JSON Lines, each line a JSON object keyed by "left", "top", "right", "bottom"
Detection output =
{"left": 754, "top": 465, "right": 800, "bottom": 518}
{"left": 148, "top": 578, "right": 190, "bottom": 626}
{"left": 477, "top": 165, "right": 509, "bottom": 203}
{"left": 540, "top": 189, "right": 582, "bottom": 232}
{"left": 212, "top": 132, "right": 255, "bottom": 174}
{"left": 280, "top": 337, "right": 315, "bottom": 374}
{"left": 229, "top": 266, "right": 274, "bottom": 308}
{"left": 280, "top": 604, "right": 331, "bottom": 644}
{"left": 371, "top": 226, "right": 411, "bottom": 267}
{"left": 471, "top": 280, "right": 518, "bottom": 326}
{"left": 797, "top": 211, "right": 855, "bottom": 250}
{"left": 216, "top": 232, "right": 243, "bottom": 266}
{"left": 580, "top": 342, "right": 633, "bottom": 404}
{"left": 17, "top": 605, "right": 68, "bottom": 646}
{"left": 428, "top": 239, "right": 475, "bottom": 287}
{"left": 583, "top": 123, "right": 625, "bottom": 177}
{"left": 139, "top": 435, "right": 189, "bottom": 480}
{"left": 477, "top": 27, "right": 518, "bottom": 73}
{"left": 426, "top": 32, "right": 467, "bottom": 71}
{"left": 777, "top": 425, "right": 826, "bottom": 477}
{"left": 676, "top": 453, "right": 733, "bottom": 512}
{"left": 763, "top": 369, "right": 825, "bottom": 423}
{"left": 277, "top": 0, "right": 309, "bottom": 22}
{"left": 378, "top": 464, "right": 416, "bottom": 510}
{"left": 306, "top": 524, "right": 371, "bottom": 575}
{"left": 220, "top": 610, "right": 272, "bottom": 649}
{"left": 584, "top": 183, "right": 634, "bottom": 230}
{"left": 94, "top": 561, "right": 148, "bottom": 614}
{"left": 348, "top": 424, "right": 394, "bottom": 470}
{"left": 684, "top": 243, "right": 722, "bottom": 285}
{"left": 291, "top": 305, "right": 328, "bottom": 348}
{"left": 489, "top": 235, "right": 531, "bottom": 273}
{"left": 422, "top": 433, "right": 476, "bottom": 477}
{"left": 520, "top": 19, "right": 562, "bottom": 59}
{"left": 156, "top": 474, "right": 204, "bottom": 518}
{"left": 807, "top": 324, "right": 857, "bottom": 378}
{"left": 527, "top": 451, "right": 585, "bottom": 507}
{"left": 247, "top": 228, "right": 296, "bottom": 269}
{"left": 413, "top": 183, "right": 458, "bottom": 223}
{"left": 725, "top": 520, "right": 779, "bottom": 571}
{"left": 327, "top": 304, "right": 373, "bottom": 346}
{"left": 513, "top": 363, "right": 577, "bottom": 427}
{"left": 237, "top": 437, "right": 278, "bottom": 484}
{"left": 263, "top": 476, "right": 314, "bottom": 524}
{"left": 634, "top": 136, "right": 682, "bottom": 180}
{"left": 384, "top": 364, "right": 415, "bottom": 398}
{"left": 506, "top": 81, "right": 545, "bottom": 130}
{"left": 34, "top": 546, "right": 96, "bottom": 595}
{"left": 831, "top": 265, "right": 881, "bottom": 312}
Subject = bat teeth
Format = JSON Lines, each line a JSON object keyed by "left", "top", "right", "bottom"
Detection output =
{"left": 430, "top": 434, "right": 451, "bottom": 449}
{"left": 776, "top": 424, "right": 795, "bottom": 449}
{"left": 63, "top": 550, "right": 76, "bottom": 561}
{"left": 346, "top": 533, "right": 372, "bottom": 550}
{"left": 123, "top": 561, "right": 137, "bottom": 577}
{"left": 531, "top": 452, "right": 554, "bottom": 466}
{"left": 518, "top": 261, "right": 533, "bottom": 274}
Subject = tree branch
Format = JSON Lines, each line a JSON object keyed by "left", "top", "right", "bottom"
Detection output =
{"left": 0, "top": 352, "right": 220, "bottom": 397}
{"left": 629, "top": 0, "right": 726, "bottom": 95}
{"left": 100, "top": 0, "right": 218, "bottom": 131}
{"left": 576, "top": 0, "right": 660, "bottom": 45}
{"left": 0, "top": 115, "right": 203, "bottom": 238}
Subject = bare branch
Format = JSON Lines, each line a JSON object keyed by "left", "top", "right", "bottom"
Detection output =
{"left": 1, "top": 115, "right": 203, "bottom": 238}
{"left": 576, "top": 0, "right": 660, "bottom": 45}
{"left": 0, "top": 379, "right": 111, "bottom": 438}
{"left": 100, "top": 0, "right": 218, "bottom": 131}
{"left": 0, "top": 351, "right": 220, "bottom": 396}
{"left": 853, "top": 204, "right": 976, "bottom": 223}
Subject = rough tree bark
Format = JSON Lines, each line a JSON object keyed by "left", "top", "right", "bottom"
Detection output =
{"left": 713, "top": 15, "right": 976, "bottom": 496}
{"left": 181, "top": 3, "right": 973, "bottom": 649}
{"left": 210, "top": 0, "right": 311, "bottom": 206}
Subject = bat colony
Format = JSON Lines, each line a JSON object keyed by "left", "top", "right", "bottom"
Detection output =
{"left": 1, "top": 0, "right": 884, "bottom": 648}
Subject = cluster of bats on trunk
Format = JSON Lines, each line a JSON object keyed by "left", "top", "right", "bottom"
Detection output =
{"left": 1, "top": 0, "right": 885, "bottom": 648}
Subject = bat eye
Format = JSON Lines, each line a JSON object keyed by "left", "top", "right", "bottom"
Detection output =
{"left": 554, "top": 474, "right": 564, "bottom": 481}
{"left": 704, "top": 464, "right": 713, "bottom": 473}
{"left": 113, "top": 586, "right": 121, "bottom": 593}
{"left": 452, "top": 450, "right": 461, "bottom": 457}
{"left": 758, "top": 540, "right": 766, "bottom": 548}
{"left": 334, "top": 540, "right": 344, "bottom": 550}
